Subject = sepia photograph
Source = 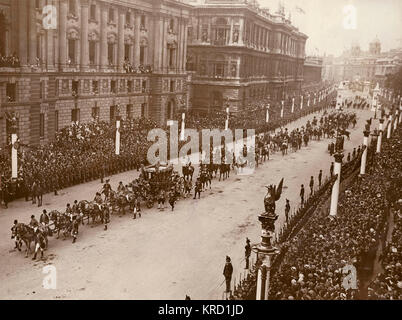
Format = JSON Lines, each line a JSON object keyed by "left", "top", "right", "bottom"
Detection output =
{"left": 0, "top": 0, "right": 401, "bottom": 310}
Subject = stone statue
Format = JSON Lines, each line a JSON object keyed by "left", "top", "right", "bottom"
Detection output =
{"left": 5, "top": 111, "right": 19, "bottom": 134}
{"left": 259, "top": 178, "right": 283, "bottom": 234}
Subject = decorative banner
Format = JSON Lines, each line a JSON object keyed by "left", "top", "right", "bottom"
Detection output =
{"left": 180, "top": 113, "right": 185, "bottom": 141}
{"left": 266, "top": 104, "right": 270, "bottom": 123}
{"left": 115, "top": 119, "right": 121, "bottom": 155}
{"left": 11, "top": 133, "right": 18, "bottom": 179}
{"left": 291, "top": 98, "right": 295, "bottom": 113}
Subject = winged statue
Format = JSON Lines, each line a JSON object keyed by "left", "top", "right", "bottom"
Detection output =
{"left": 263, "top": 178, "right": 284, "bottom": 215}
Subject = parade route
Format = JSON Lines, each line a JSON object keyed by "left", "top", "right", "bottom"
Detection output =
{"left": 0, "top": 108, "right": 374, "bottom": 300}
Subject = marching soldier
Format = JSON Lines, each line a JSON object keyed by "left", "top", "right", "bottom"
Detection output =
{"left": 223, "top": 256, "right": 233, "bottom": 293}
{"left": 245, "top": 238, "right": 251, "bottom": 269}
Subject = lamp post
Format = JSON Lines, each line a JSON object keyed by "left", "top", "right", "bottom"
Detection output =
{"left": 253, "top": 179, "right": 283, "bottom": 300}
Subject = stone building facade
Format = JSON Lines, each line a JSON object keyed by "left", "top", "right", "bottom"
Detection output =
{"left": 186, "top": 0, "right": 307, "bottom": 113}
{"left": 0, "top": 0, "right": 191, "bottom": 146}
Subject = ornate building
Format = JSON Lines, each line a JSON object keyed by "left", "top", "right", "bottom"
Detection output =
{"left": 186, "top": 0, "right": 307, "bottom": 113}
{"left": 303, "top": 56, "right": 323, "bottom": 86}
{"left": 0, "top": 0, "right": 191, "bottom": 146}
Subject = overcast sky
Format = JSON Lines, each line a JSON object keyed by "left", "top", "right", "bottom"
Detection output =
{"left": 258, "top": 0, "right": 402, "bottom": 56}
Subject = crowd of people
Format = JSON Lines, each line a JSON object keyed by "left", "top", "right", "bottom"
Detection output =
{"left": 231, "top": 124, "right": 401, "bottom": 300}
{"left": 123, "top": 60, "right": 153, "bottom": 74}
{"left": 0, "top": 53, "right": 20, "bottom": 68}
{"left": 366, "top": 130, "right": 402, "bottom": 300}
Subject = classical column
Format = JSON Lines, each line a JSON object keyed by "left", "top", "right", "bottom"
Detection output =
{"left": 329, "top": 152, "right": 343, "bottom": 216}
{"left": 100, "top": 3, "right": 108, "bottom": 69}
{"left": 28, "top": 0, "right": 37, "bottom": 66}
{"left": 117, "top": 9, "right": 125, "bottom": 72}
{"left": 225, "top": 107, "right": 229, "bottom": 130}
{"left": 18, "top": 0, "right": 28, "bottom": 66}
{"left": 266, "top": 104, "right": 270, "bottom": 123}
{"left": 376, "top": 118, "right": 384, "bottom": 153}
{"left": 395, "top": 110, "right": 399, "bottom": 129}
{"left": 80, "top": 0, "right": 89, "bottom": 71}
{"left": 387, "top": 114, "right": 392, "bottom": 139}
{"left": 360, "top": 130, "right": 369, "bottom": 175}
{"left": 229, "top": 18, "right": 234, "bottom": 44}
{"left": 134, "top": 11, "right": 141, "bottom": 67}
{"left": 59, "top": 0, "right": 68, "bottom": 70}
{"left": 183, "top": 23, "right": 188, "bottom": 72}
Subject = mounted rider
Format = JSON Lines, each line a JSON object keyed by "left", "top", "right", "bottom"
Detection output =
{"left": 94, "top": 192, "right": 103, "bottom": 211}
{"left": 101, "top": 179, "right": 112, "bottom": 200}
{"left": 29, "top": 215, "right": 39, "bottom": 232}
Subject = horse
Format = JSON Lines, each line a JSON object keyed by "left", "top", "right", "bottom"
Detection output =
{"left": 48, "top": 210, "right": 73, "bottom": 239}
{"left": 200, "top": 170, "right": 212, "bottom": 190}
{"left": 12, "top": 223, "right": 46, "bottom": 258}
{"left": 87, "top": 202, "right": 104, "bottom": 224}
{"left": 219, "top": 163, "right": 231, "bottom": 181}
{"left": 182, "top": 164, "right": 194, "bottom": 181}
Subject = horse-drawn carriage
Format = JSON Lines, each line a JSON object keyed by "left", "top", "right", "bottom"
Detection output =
{"left": 142, "top": 163, "right": 174, "bottom": 208}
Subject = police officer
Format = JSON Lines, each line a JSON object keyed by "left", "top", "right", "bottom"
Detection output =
{"left": 223, "top": 256, "right": 233, "bottom": 293}
{"left": 330, "top": 162, "right": 334, "bottom": 177}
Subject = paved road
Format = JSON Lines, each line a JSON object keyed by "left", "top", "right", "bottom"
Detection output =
{"left": 0, "top": 108, "right": 374, "bottom": 300}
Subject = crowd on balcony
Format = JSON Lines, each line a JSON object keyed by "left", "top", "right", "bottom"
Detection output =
{"left": 0, "top": 53, "right": 20, "bottom": 68}
{"left": 123, "top": 59, "right": 153, "bottom": 74}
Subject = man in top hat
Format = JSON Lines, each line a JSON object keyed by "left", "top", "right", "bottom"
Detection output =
{"left": 223, "top": 256, "right": 233, "bottom": 293}
{"left": 245, "top": 238, "right": 251, "bottom": 269}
